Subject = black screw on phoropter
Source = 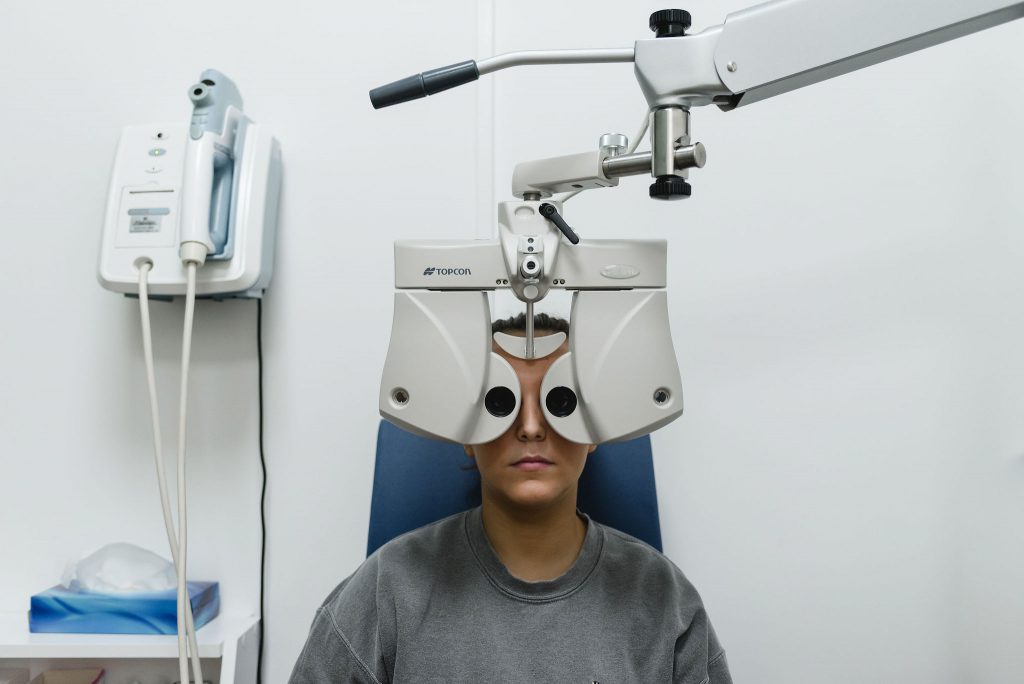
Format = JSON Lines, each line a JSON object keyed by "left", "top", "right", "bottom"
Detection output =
{"left": 648, "top": 9, "right": 694, "bottom": 201}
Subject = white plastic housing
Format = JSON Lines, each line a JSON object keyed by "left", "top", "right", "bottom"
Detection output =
{"left": 179, "top": 133, "right": 219, "bottom": 254}
{"left": 98, "top": 123, "right": 282, "bottom": 297}
{"left": 393, "top": 239, "right": 667, "bottom": 290}
{"left": 382, "top": 202, "right": 681, "bottom": 446}
{"left": 180, "top": 106, "right": 242, "bottom": 254}
{"left": 379, "top": 288, "right": 684, "bottom": 445}
{"left": 379, "top": 291, "right": 521, "bottom": 444}
{"left": 541, "top": 290, "right": 683, "bottom": 443}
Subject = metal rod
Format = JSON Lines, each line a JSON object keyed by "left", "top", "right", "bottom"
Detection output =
{"left": 653, "top": 108, "right": 689, "bottom": 177}
{"left": 603, "top": 143, "right": 707, "bottom": 178}
{"left": 478, "top": 48, "right": 635, "bottom": 75}
{"left": 525, "top": 301, "right": 535, "bottom": 359}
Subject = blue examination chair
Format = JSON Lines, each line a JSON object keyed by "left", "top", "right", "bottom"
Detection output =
{"left": 367, "top": 420, "right": 663, "bottom": 556}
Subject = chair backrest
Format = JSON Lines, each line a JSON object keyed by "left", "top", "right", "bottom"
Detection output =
{"left": 367, "top": 420, "right": 663, "bottom": 556}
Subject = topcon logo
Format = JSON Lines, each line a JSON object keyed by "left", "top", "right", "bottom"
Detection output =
{"left": 423, "top": 267, "right": 472, "bottom": 276}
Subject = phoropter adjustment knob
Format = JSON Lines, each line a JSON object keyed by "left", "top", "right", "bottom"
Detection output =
{"left": 649, "top": 9, "right": 691, "bottom": 38}
{"left": 649, "top": 175, "right": 692, "bottom": 200}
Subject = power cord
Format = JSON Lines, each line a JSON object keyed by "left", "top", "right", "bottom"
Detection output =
{"left": 256, "top": 297, "right": 267, "bottom": 684}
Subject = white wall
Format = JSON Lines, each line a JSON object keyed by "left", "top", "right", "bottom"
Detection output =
{"left": 1, "top": 1, "right": 1022, "bottom": 683}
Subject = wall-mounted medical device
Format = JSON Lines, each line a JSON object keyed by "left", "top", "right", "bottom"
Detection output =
{"left": 98, "top": 70, "right": 281, "bottom": 684}
{"left": 98, "top": 69, "right": 282, "bottom": 297}
{"left": 371, "top": 0, "right": 1024, "bottom": 446}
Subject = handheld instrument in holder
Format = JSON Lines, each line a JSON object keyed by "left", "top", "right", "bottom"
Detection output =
{"left": 99, "top": 69, "right": 282, "bottom": 298}
{"left": 98, "top": 70, "right": 282, "bottom": 684}
{"left": 180, "top": 71, "right": 244, "bottom": 263}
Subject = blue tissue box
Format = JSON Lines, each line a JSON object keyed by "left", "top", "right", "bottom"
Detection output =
{"left": 29, "top": 581, "right": 219, "bottom": 634}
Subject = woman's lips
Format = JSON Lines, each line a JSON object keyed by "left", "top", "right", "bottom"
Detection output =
{"left": 512, "top": 456, "right": 552, "bottom": 471}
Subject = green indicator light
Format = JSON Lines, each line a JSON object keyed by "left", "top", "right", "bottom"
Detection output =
{"left": 149, "top": 148, "right": 166, "bottom": 157}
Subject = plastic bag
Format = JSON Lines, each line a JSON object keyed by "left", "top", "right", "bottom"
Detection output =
{"left": 61, "top": 543, "right": 176, "bottom": 593}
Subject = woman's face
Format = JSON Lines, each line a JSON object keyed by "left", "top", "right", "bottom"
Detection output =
{"left": 464, "top": 334, "right": 596, "bottom": 510}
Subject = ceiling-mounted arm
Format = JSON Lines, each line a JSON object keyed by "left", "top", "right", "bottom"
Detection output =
{"left": 369, "top": 48, "right": 635, "bottom": 109}
{"left": 648, "top": 0, "right": 1024, "bottom": 111}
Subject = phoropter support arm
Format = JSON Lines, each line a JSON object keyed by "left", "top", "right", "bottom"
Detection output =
{"left": 706, "top": 0, "right": 1024, "bottom": 110}
{"left": 370, "top": 0, "right": 1024, "bottom": 201}
{"left": 370, "top": 1, "right": 1024, "bottom": 111}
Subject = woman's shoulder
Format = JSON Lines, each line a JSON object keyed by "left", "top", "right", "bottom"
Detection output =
{"left": 373, "top": 508, "right": 471, "bottom": 567}
{"left": 594, "top": 521, "right": 702, "bottom": 599}
{"left": 595, "top": 520, "right": 669, "bottom": 562}
{"left": 320, "top": 509, "right": 473, "bottom": 614}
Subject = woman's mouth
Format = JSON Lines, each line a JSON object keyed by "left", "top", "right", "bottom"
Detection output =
{"left": 512, "top": 456, "right": 553, "bottom": 471}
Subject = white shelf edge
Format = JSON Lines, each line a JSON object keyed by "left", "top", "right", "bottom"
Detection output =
{"left": 0, "top": 612, "right": 259, "bottom": 660}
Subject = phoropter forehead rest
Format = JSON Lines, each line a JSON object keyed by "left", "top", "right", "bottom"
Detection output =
{"left": 493, "top": 331, "right": 566, "bottom": 360}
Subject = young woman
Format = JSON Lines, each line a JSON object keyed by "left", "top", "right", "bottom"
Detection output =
{"left": 290, "top": 314, "right": 731, "bottom": 683}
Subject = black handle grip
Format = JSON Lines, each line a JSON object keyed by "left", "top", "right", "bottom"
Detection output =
{"left": 539, "top": 203, "right": 580, "bottom": 245}
{"left": 369, "top": 60, "right": 480, "bottom": 109}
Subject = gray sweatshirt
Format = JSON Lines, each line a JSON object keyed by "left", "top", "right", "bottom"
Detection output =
{"left": 289, "top": 507, "right": 732, "bottom": 683}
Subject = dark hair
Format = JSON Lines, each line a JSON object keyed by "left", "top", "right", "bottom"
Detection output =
{"left": 491, "top": 312, "right": 570, "bottom": 335}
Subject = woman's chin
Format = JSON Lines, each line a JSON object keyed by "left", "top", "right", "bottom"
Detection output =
{"left": 503, "top": 481, "right": 568, "bottom": 508}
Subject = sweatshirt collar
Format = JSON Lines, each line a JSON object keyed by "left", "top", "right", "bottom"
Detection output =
{"left": 464, "top": 505, "right": 604, "bottom": 603}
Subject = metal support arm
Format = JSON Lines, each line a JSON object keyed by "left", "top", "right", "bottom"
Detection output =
{"left": 371, "top": 0, "right": 1024, "bottom": 111}
{"left": 710, "top": 0, "right": 1024, "bottom": 109}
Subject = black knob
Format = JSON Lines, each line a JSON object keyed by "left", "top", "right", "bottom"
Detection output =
{"left": 649, "top": 175, "right": 692, "bottom": 200}
{"left": 649, "top": 9, "right": 691, "bottom": 38}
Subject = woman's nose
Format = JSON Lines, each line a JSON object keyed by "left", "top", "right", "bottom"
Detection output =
{"left": 516, "top": 392, "right": 548, "bottom": 442}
